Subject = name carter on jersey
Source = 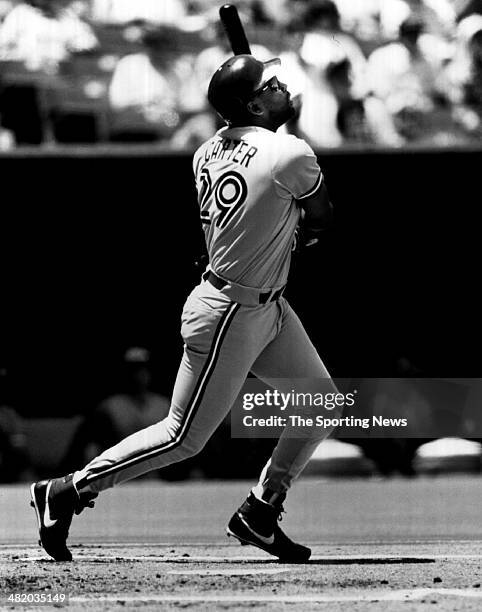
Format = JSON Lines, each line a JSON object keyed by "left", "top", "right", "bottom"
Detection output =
{"left": 203, "top": 137, "right": 258, "bottom": 168}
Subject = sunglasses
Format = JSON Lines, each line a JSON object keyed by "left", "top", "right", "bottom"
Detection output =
{"left": 249, "top": 76, "right": 287, "bottom": 100}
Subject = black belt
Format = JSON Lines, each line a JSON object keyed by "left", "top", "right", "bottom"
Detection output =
{"left": 207, "top": 271, "right": 284, "bottom": 304}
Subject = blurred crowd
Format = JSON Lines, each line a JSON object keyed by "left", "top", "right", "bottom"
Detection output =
{"left": 2, "top": 348, "right": 481, "bottom": 483}
{"left": 0, "top": 0, "right": 481, "bottom": 149}
{"left": 0, "top": 348, "right": 278, "bottom": 482}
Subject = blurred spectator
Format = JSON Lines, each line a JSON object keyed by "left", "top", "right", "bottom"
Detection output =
{"left": 61, "top": 346, "right": 207, "bottom": 480}
{"left": 90, "top": 347, "right": 170, "bottom": 451}
{"left": 277, "top": 23, "right": 308, "bottom": 97}
{"left": 328, "top": 0, "right": 384, "bottom": 42}
{"left": 294, "top": 59, "right": 341, "bottom": 146}
{"left": 289, "top": 1, "right": 368, "bottom": 147}
{"left": 0, "top": 0, "right": 98, "bottom": 144}
{"left": 376, "top": 0, "right": 456, "bottom": 39}
{"left": 91, "top": 0, "right": 187, "bottom": 27}
{"left": 252, "top": 0, "right": 308, "bottom": 28}
{"left": 68, "top": 0, "right": 90, "bottom": 19}
{"left": 330, "top": 0, "right": 455, "bottom": 42}
{"left": 294, "top": 51, "right": 402, "bottom": 147}
{"left": 0, "top": 366, "right": 32, "bottom": 482}
{"left": 442, "top": 14, "right": 482, "bottom": 135}
{"left": 366, "top": 15, "right": 451, "bottom": 141}
{"left": 300, "top": 0, "right": 367, "bottom": 95}
{"left": 169, "top": 111, "right": 217, "bottom": 150}
{"left": 324, "top": 56, "right": 404, "bottom": 146}
{"left": 0, "top": 0, "right": 98, "bottom": 71}
{"left": 108, "top": 26, "right": 183, "bottom": 142}
{"left": 64, "top": 347, "right": 170, "bottom": 467}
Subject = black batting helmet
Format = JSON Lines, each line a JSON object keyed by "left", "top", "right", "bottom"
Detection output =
{"left": 207, "top": 54, "right": 281, "bottom": 122}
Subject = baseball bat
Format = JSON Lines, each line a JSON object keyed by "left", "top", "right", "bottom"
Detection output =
{"left": 219, "top": 4, "right": 252, "bottom": 55}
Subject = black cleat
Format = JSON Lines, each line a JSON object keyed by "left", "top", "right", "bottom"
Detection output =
{"left": 226, "top": 492, "right": 311, "bottom": 562}
{"left": 30, "top": 474, "right": 96, "bottom": 561}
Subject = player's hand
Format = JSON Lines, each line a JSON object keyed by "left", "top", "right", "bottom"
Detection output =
{"left": 194, "top": 253, "right": 209, "bottom": 272}
{"left": 292, "top": 226, "right": 320, "bottom": 254}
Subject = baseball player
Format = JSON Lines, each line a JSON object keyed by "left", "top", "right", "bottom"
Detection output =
{"left": 30, "top": 54, "right": 336, "bottom": 563}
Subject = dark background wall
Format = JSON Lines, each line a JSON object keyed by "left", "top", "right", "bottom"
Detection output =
{"left": 1, "top": 146, "right": 480, "bottom": 416}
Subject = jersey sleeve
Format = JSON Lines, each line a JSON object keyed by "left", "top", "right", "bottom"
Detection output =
{"left": 272, "top": 136, "right": 323, "bottom": 200}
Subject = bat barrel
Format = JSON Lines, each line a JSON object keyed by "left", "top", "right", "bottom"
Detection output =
{"left": 219, "top": 4, "right": 252, "bottom": 55}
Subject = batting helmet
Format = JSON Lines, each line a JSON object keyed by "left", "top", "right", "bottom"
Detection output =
{"left": 208, "top": 54, "right": 281, "bottom": 122}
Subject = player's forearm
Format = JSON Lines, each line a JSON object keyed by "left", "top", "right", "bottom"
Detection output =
{"left": 299, "top": 181, "right": 333, "bottom": 232}
{"left": 301, "top": 199, "right": 333, "bottom": 233}
{"left": 294, "top": 202, "right": 333, "bottom": 250}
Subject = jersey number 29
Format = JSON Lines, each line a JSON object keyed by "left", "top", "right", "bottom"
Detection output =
{"left": 198, "top": 168, "right": 247, "bottom": 229}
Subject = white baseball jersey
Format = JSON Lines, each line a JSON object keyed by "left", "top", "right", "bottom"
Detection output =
{"left": 75, "top": 126, "right": 336, "bottom": 511}
{"left": 193, "top": 126, "right": 323, "bottom": 290}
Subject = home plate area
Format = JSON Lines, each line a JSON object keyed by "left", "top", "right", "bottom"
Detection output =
{"left": 2, "top": 542, "right": 482, "bottom": 611}
{"left": 2, "top": 478, "right": 482, "bottom": 610}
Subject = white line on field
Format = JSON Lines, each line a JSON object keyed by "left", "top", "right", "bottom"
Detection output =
{"left": 3, "top": 540, "right": 482, "bottom": 548}
{"left": 167, "top": 568, "right": 294, "bottom": 575}
{"left": 68, "top": 589, "right": 482, "bottom": 604}
{"left": 12, "top": 552, "right": 482, "bottom": 562}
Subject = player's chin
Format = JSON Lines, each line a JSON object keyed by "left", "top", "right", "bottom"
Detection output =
{"left": 274, "top": 101, "right": 296, "bottom": 128}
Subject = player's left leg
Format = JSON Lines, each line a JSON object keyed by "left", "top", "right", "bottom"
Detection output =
{"left": 249, "top": 297, "right": 340, "bottom": 497}
{"left": 227, "top": 298, "right": 339, "bottom": 561}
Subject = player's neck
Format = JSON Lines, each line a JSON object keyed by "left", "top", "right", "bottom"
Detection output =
{"left": 229, "top": 118, "right": 278, "bottom": 132}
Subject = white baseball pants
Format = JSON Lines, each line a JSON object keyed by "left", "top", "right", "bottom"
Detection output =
{"left": 74, "top": 279, "right": 336, "bottom": 495}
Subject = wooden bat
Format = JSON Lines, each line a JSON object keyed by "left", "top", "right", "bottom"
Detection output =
{"left": 219, "top": 4, "right": 252, "bottom": 55}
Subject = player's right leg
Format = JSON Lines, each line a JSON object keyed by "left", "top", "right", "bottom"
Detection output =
{"left": 30, "top": 281, "right": 280, "bottom": 560}
{"left": 249, "top": 297, "right": 340, "bottom": 496}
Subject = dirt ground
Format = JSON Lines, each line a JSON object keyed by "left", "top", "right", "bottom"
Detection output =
{"left": 1, "top": 476, "right": 482, "bottom": 610}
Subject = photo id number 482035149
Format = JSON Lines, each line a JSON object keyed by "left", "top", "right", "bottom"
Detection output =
{"left": 5, "top": 592, "right": 69, "bottom": 606}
